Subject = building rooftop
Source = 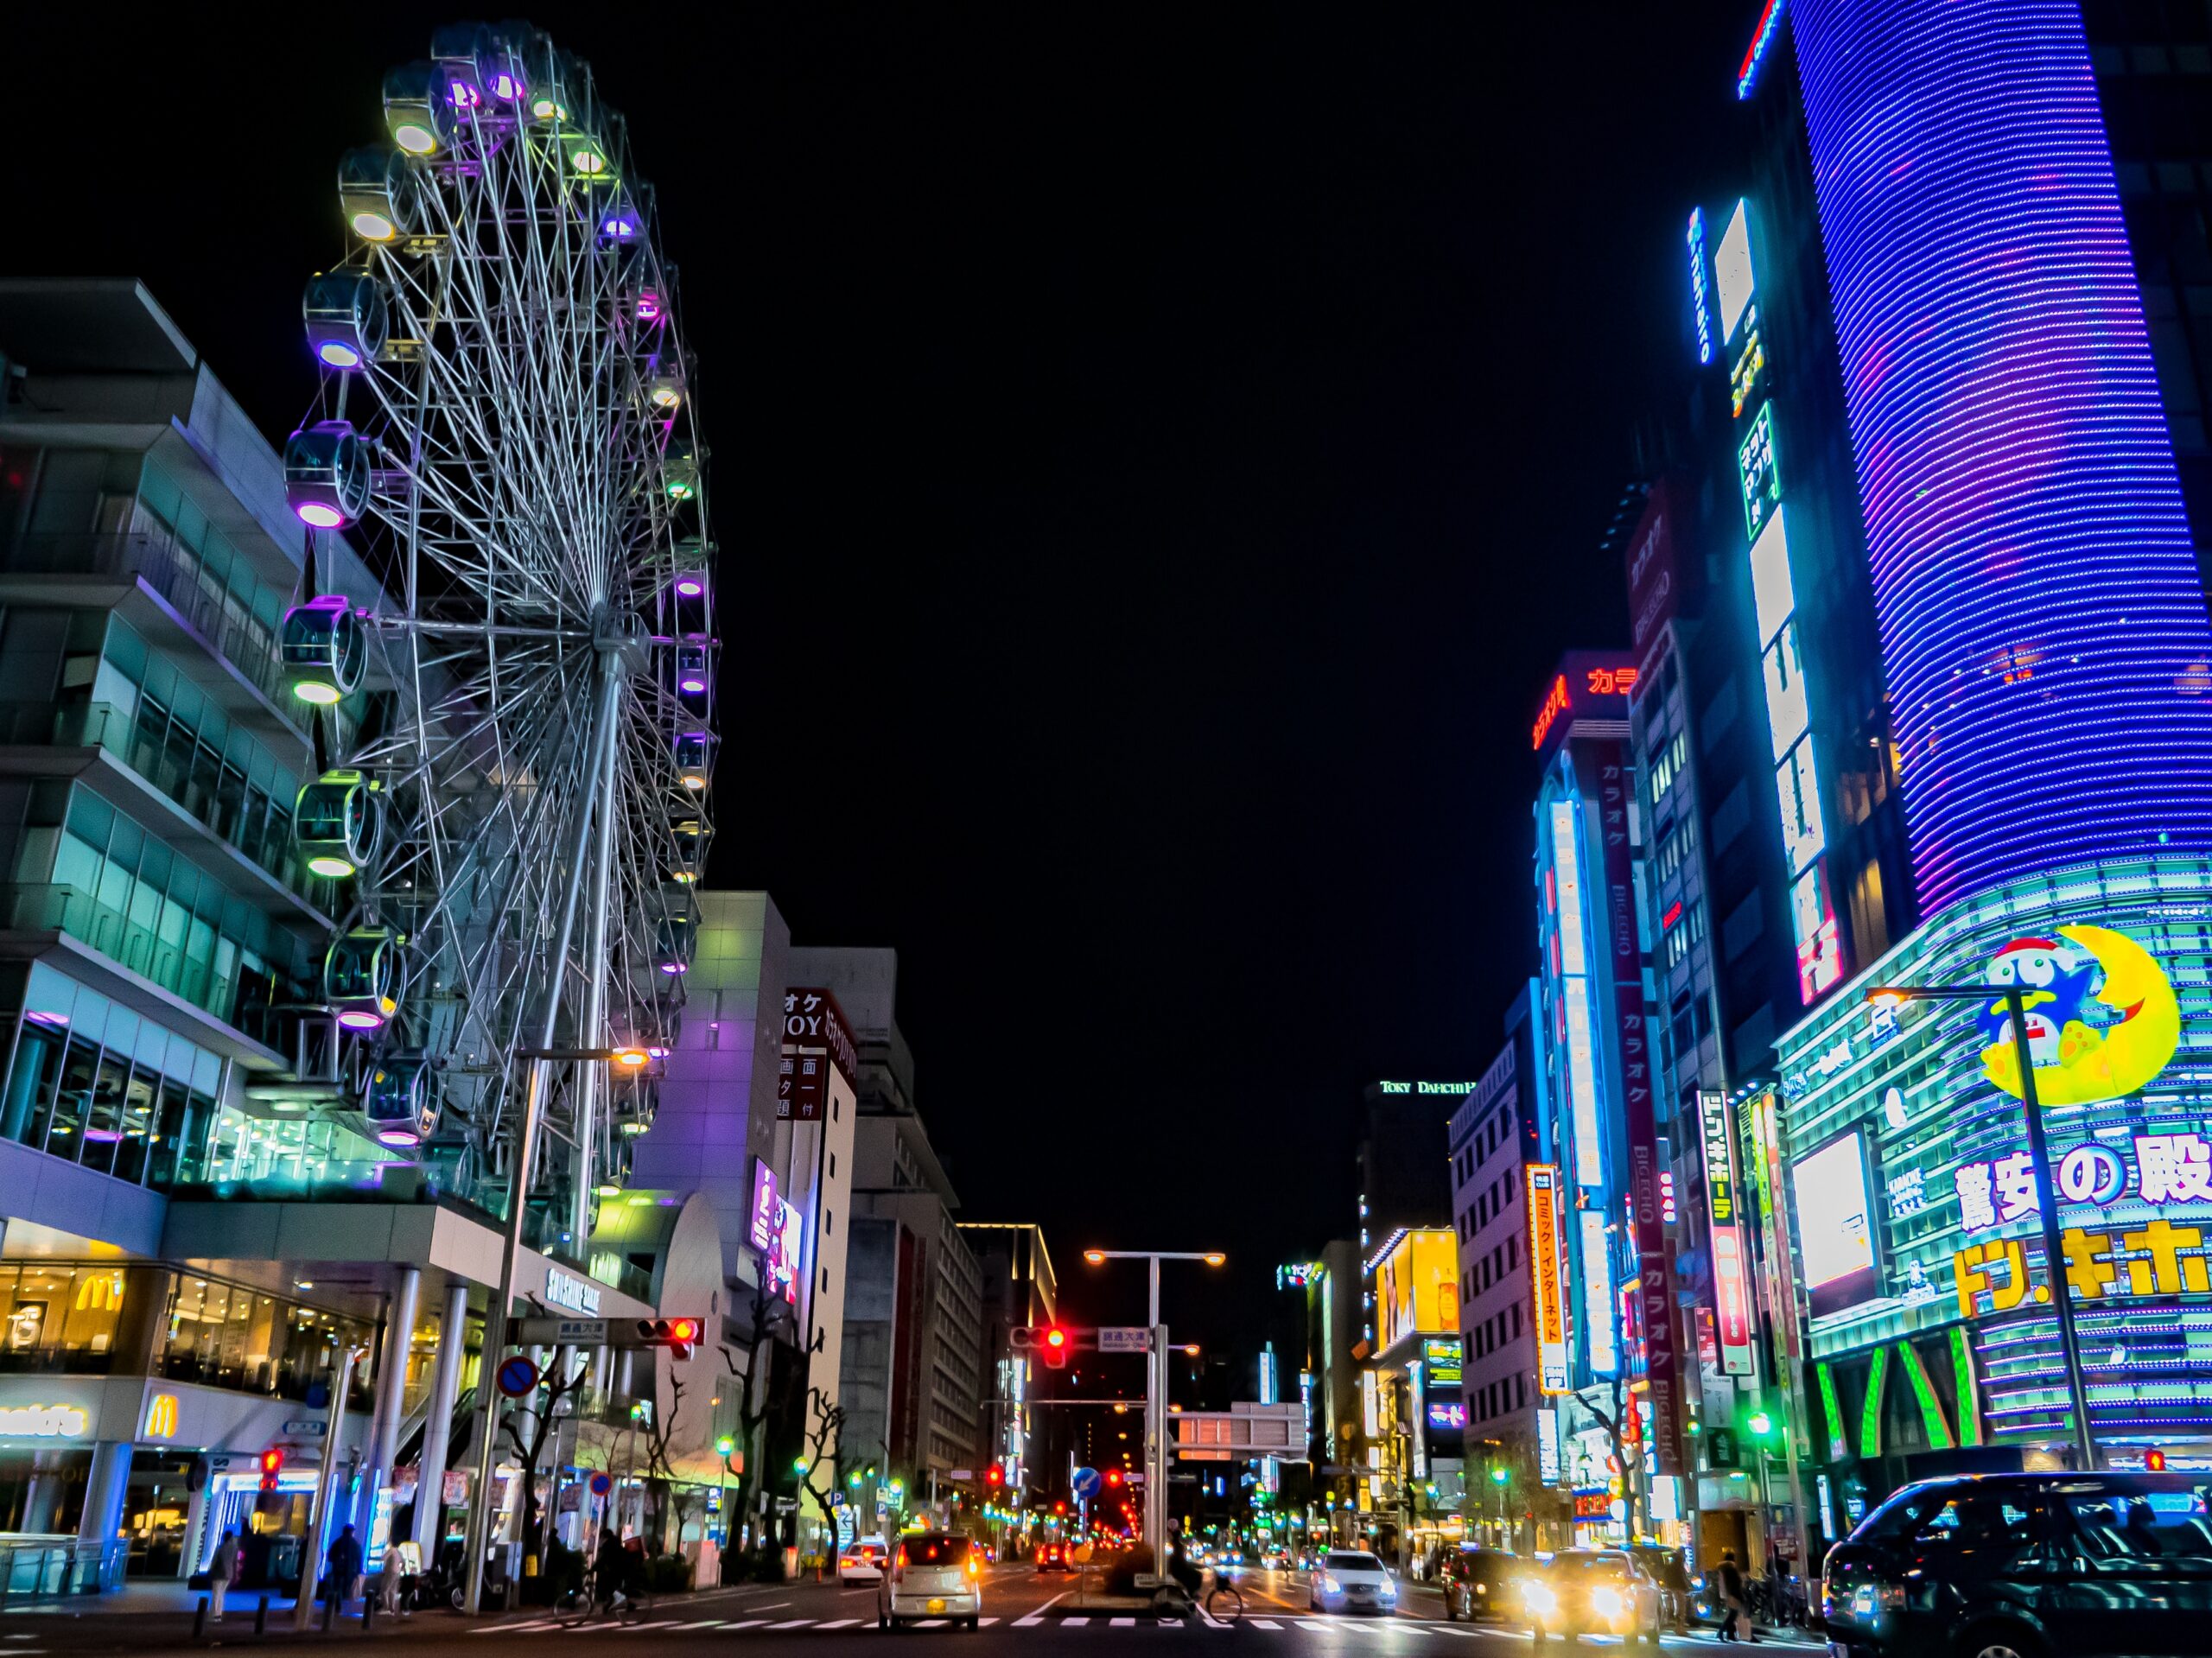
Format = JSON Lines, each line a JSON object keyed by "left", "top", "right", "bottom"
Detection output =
{"left": 0, "top": 279, "right": 198, "bottom": 373}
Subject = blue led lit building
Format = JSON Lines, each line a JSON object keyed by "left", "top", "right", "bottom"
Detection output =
{"left": 1666, "top": 0, "right": 2212, "bottom": 1536}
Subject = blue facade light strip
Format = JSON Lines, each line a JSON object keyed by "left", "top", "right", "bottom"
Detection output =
{"left": 1737, "top": 0, "right": 1786, "bottom": 101}
{"left": 1793, "top": 0, "right": 2212, "bottom": 915}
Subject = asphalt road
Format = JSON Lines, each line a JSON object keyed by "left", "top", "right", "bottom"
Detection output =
{"left": 0, "top": 1566, "right": 1827, "bottom": 1654}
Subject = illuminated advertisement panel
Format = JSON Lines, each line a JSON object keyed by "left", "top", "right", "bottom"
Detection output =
{"left": 1777, "top": 863, "right": 2212, "bottom": 1443}
{"left": 1551, "top": 802, "right": 1587, "bottom": 976}
{"left": 1422, "top": 1337, "right": 1464, "bottom": 1388}
{"left": 1580, "top": 1209, "right": 1618, "bottom": 1377}
{"left": 1709, "top": 1224, "right": 1756, "bottom": 1377}
{"left": 1564, "top": 979, "right": 1603, "bottom": 1189}
{"left": 1527, "top": 1166, "right": 1571, "bottom": 1393}
{"left": 1376, "top": 1229, "right": 1459, "bottom": 1353}
{"left": 1792, "top": 1130, "right": 1879, "bottom": 1317}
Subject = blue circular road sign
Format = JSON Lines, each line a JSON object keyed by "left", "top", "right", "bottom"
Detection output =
{"left": 1072, "top": 1466, "right": 1102, "bottom": 1500}
{"left": 495, "top": 1354, "right": 540, "bottom": 1398}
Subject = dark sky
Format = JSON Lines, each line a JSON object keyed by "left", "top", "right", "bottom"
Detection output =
{"left": 15, "top": 7, "right": 1754, "bottom": 1351}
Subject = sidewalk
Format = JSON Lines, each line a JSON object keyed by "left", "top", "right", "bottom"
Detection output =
{"left": 0, "top": 1578, "right": 791, "bottom": 1651}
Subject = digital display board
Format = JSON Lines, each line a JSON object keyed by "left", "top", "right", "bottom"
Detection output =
{"left": 1792, "top": 1130, "right": 1879, "bottom": 1317}
{"left": 1376, "top": 1230, "right": 1459, "bottom": 1352}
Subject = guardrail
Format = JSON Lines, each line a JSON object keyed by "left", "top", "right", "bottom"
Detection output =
{"left": 0, "top": 1538, "right": 130, "bottom": 1602}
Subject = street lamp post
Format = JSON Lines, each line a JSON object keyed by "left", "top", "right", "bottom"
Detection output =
{"left": 1084, "top": 1248, "right": 1225, "bottom": 1585}
{"left": 1868, "top": 981, "right": 2097, "bottom": 1471}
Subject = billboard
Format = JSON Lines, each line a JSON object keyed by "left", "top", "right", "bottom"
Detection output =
{"left": 779, "top": 987, "right": 858, "bottom": 1120}
{"left": 1422, "top": 1336, "right": 1463, "bottom": 1388}
{"left": 1580, "top": 1209, "right": 1618, "bottom": 1376}
{"left": 1791, "top": 1130, "right": 1879, "bottom": 1317}
{"left": 1376, "top": 1230, "right": 1458, "bottom": 1352}
{"left": 1527, "top": 1166, "right": 1570, "bottom": 1393}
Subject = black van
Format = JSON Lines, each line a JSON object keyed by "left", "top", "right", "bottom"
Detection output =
{"left": 1821, "top": 1471, "right": 2212, "bottom": 1658}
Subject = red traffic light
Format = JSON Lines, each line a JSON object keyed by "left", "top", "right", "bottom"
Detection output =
{"left": 1044, "top": 1326, "right": 1069, "bottom": 1369}
{"left": 1054, "top": 1501, "right": 1067, "bottom": 1515}
{"left": 2149, "top": 1449, "right": 2169, "bottom": 1471}
{"left": 1105, "top": 1468, "right": 1123, "bottom": 1487}
{"left": 258, "top": 1446, "right": 286, "bottom": 1491}
{"left": 638, "top": 1317, "right": 704, "bottom": 1357}
{"left": 985, "top": 1464, "right": 1005, "bottom": 1489}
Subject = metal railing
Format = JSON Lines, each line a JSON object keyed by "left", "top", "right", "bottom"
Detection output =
{"left": 0, "top": 1539, "right": 130, "bottom": 1602}
{"left": 2, "top": 532, "right": 293, "bottom": 713}
{"left": 0, "top": 702, "right": 323, "bottom": 909}
{"left": 0, "top": 884, "right": 306, "bottom": 1047}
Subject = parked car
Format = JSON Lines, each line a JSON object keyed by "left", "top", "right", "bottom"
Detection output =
{"left": 1439, "top": 1546, "right": 1524, "bottom": 1622}
{"left": 1627, "top": 1543, "right": 1692, "bottom": 1631}
{"left": 1035, "top": 1540, "right": 1069, "bottom": 1572}
{"left": 1523, "top": 1549, "right": 1662, "bottom": 1643}
{"left": 837, "top": 1539, "right": 888, "bottom": 1584}
{"left": 1308, "top": 1549, "right": 1400, "bottom": 1615}
{"left": 879, "top": 1532, "right": 982, "bottom": 1629}
{"left": 1822, "top": 1471, "right": 2212, "bottom": 1658}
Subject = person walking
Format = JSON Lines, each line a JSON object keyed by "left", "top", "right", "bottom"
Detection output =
{"left": 207, "top": 1530, "right": 241, "bottom": 1623}
{"left": 1713, "top": 1549, "right": 1757, "bottom": 1643}
{"left": 324, "top": 1524, "right": 364, "bottom": 1619}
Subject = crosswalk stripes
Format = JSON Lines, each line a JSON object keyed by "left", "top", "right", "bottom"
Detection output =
{"left": 670, "top": 1619, "right": 727, "bottom": 1629}
{"left": 1248, "top": 1620, "right": 1281, "bottom": 1629}
{"left": 1111, "top": 1618, "right": 1137, "bottom": 1628}
{"left": 719, "top": 1619, "right": 770, "bottom": 1630}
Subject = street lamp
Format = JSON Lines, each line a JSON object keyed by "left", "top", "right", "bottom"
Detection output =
{"left": 1866, "top": 981, "right": 2097, "bottom": 1471}
{"left": 1084, "top": 1247, "right": 1228, "bottom": 1583}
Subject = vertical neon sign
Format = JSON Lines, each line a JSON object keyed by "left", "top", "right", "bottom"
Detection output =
{"left": 1688, "top": 207, "right": 1713, "bottom": 366}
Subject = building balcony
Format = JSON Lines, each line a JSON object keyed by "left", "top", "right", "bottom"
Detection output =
{"left": 0, "top": 884, "right": 300, "bottom": 1068}
{"left": 0, "top": 702, "right": 334, "bottom": 926}
{"left": 0, "top": 532, "right": 307, "bottom": 748}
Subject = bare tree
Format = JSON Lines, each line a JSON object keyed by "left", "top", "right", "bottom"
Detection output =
{"left": 638, "top": 1370, "right": 690, "bottom": 1553}
{"left": 499, "top": 1358, "right": 593, "bottom": 1573}
{"left": 796, "top": 1386, "right": 849, "bottom": 1570}
{"left": 719, "top": 1269, "right": 792, "bottom": 1553}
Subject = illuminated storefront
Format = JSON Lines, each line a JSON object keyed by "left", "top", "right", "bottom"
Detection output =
{"left": 1775, "top": 858, "right": 2212, "bottom": 1527}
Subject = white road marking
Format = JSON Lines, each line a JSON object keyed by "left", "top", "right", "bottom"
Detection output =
{"left": 764, "top": 1619, "right": 814, "bottom": 1629}
{"left": 1062, "top": 1616, "right": 1089, "bottom": 1627}
{"left": 1249, "top": 1620, "right": 1282, "bottom": 1629}
{"left": 1112, "top": 1617, "right": 1137, "bottom": 1628}
{"left": 978, "top": 1617, "right": 1001, "bottom": 1627}
{"left": 817, "top": 1618, "right": 861, "bottom": 1629}
{"left": 913, "top": 1619, "right": 948, "bottom": 1629}
{"left": 718, "top": 1619, "right": 769, "bottom": 1630}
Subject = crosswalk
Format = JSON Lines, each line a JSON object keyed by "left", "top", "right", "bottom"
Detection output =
{"left": 471, "top": 1609, "right": 1811, "bottom": 1643}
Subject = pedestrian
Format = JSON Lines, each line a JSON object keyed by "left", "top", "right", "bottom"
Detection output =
{"left": 208, "top": 1529, "right": 241, "bottom": 1623}
{"left": 1713, "top": 1549, "right": 1756, "bottom": 1643}
{"left": 325, "top": 1523, "right": 364, "bottom": 1617}
{"left": 383, "top": 1535, "right": 422, "bottom": 1617}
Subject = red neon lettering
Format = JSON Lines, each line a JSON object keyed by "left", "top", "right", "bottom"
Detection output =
{"left": 1531, "top": 675, "right": 1571, "bottom": 750}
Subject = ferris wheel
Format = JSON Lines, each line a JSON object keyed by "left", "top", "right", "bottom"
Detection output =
{"left": 275, "top": 22, "right": 714, "bottom": 1242}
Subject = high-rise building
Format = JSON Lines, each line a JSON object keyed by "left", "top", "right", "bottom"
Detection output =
{"left": 959, "top": 1221, "right": 1059, "bottom": 1515}
{"left": 808, "top": 948, "right": 982, "bottom": 1519}
{"left": 1527, "top": 652, "right": 1688, "bottom": 1547}
{"left": 1644, "top": 0, "right": 2212, "bottom": 1555}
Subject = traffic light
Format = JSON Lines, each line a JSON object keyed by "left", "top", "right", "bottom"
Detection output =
{"left": 1044, "top": 1326, "right": 1069, "bottom": 1369}
{"left": 2149, "top": 1449, "right": 2169, "bottom": 1471}
{"left": 1054, "top": 1501, "right": 1067, "bottom": 1515}
{"left": 258, "top": 1446, "right": 286, "bottom": 1492}
{"left": 1105, "top": 1469, "right": 1123, "bottom": 1488}
{"left": 634, "top": 1317, "right": 703, "bottom": 1359}
{"left": 985, "top": 1464, "right": 1006, "bottom": 1491}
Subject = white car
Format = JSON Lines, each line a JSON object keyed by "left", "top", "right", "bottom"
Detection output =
{"left": 879, "top": 1532, "right": 982, "bottom": 1629}
{"left": 837, "top": 1540, "right": 888, "bottom": 1583}
{"left": 1309, "top": 1548, "right": 1400, "bottom": 1615}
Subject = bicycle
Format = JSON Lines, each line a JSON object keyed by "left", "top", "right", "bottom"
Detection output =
{"left": 555, "top": 1571, "right": 646, "bottom": 1628}
{"left": 1203, "top": 1569, "right": 1244, "bottom": 1623}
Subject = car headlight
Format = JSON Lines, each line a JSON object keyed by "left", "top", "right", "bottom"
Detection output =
{"left": 1592, "top": 1587, "right": 1624, "bottom": 1621}
{"left": 1379, "top": 1583, "right": 1397, "bottom": 1600}
{"left": 1320, "top": 1576, "right": 1341, "bottom": 1594}
{"left": 1473, "top": 1581, "right": 1486, "bottom": 1594}
{"left": 1523, "top": 1583, "right": 1557, "bottom": 1615}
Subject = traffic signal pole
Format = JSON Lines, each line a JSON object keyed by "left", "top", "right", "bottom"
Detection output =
{"left": 1147, "top": 1259, "right": 1166, "bottom": 1585}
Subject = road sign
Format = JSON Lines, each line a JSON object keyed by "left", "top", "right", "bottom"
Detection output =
{"left": 588, "top": 1471, "right": 613, "bottom": 1496}
{"left": 1096, "top": 1327, "right": 1152, "bottom": 1353}
{"left": 949, "top": 1468, "right": 975, "bottom": 1482}
{"left": 496, "top": 1355, "right": 541, "bottom": 1398}
{"left": 281, "top": 1420, "right": 327, "bottom": 1438}
{"left": 1072, "top": 1466, "right": 1102, "bottom": 1499}
{"left": 511, "top": 1317, "right": 611, "bottom": 1346}
{"left": 1172, "top": 1402, "right": 1302, "bottom": 1457}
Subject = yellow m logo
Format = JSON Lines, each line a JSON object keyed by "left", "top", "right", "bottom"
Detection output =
{"left": 143, "top": 1393, "right": 178, "bottom": 1439}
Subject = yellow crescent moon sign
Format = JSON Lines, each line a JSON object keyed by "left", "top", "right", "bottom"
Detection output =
{"left": 1980, "top": 923, "right": 2181, "bottom": 1106}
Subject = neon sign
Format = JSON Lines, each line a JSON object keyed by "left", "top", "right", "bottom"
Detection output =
{"left": 0, "top": 1404, "right": 87, "bottom": 1438}
{"left": 1688, "top": 207, "right": 1713, "bottom": 365}
{"left": 1527, "top": 1166, "right": 1570, "bottom": 1394}
{"left": 1532, "top": 675, "right": 1571, "bottom": 751}
{"left": 1737, "top": 0, "right": 1785, "bottom": 101}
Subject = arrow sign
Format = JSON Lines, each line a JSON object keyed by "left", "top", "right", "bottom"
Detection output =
{"left": 1072, "top": 1466, "right": 1102, "bottom": 1499}
{"left": 1096, "top": 1327, "right": 1152, "bottom": 1353}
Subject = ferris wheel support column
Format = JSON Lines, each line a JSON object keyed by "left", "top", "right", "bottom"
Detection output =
{"left": 461, "top": 653, "right": 624, "bottom": 1617}
{"left": 569, "top": 699, "right": 623, "bottom": 1244}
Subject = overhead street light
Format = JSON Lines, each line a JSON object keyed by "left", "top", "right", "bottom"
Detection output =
{"left": 1865, "top": 979, "right": 2097, "bottom": 1471}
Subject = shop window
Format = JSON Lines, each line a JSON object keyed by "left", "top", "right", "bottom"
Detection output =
{"left": 0, "top": 1262, "right": 128, "bottom": 1373}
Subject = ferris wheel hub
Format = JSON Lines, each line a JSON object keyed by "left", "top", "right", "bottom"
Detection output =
{"left": 591, "top": 606, "right": 652, "bottom": 673}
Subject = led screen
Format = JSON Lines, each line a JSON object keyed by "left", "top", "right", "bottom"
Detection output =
{"left": 1792, "top": 1130, "right": 1878, "bottom": 1316}
{"left": 1376, "top": 1229, "right": 1459, "bottom": 1351}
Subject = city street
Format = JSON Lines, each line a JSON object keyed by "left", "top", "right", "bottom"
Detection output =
{"left": 0, "top": 1566, "right": 1824, "bottom": 1656}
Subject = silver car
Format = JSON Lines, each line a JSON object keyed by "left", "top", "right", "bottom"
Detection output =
{"left": 1309, "top": 1548, "right": 1400, "bottom": 1615}
{"left": 878, "top": 1532, "right": 982, "bottom": 1629}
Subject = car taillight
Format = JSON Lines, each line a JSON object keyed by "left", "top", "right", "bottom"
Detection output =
{"left": 967, "top": 1554, "right": 981, "bottom": 1579}
{"left": 895, "top": 1546, "right": 907, "bottom": 1573}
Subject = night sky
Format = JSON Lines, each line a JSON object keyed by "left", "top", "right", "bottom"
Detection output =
{"left": 14, "top": 7, "right": 1755, "bottom": 1350}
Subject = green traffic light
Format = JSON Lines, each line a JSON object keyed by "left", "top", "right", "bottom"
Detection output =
{"left": 1749, "top": 1411, "right": 1774, "bottom": 1436}
{"left": 1490, "top": 1467, "right": 1509, "bottom": 1485}
{"left": 715, "top": 1436, "right": 736, "bottom": 1455}
{"left": 794, "top": 1457, "right": 810, "bottom": 1474}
